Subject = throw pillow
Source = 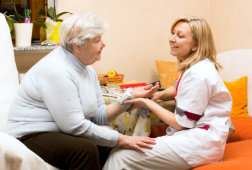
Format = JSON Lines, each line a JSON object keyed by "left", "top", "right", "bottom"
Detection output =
{"left": 155, "top": 60, "right": 179, "bottom": 88}
{"left": 224, "top": 76, "right": 249, "bottom": 117}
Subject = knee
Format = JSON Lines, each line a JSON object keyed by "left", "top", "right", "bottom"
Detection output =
{"left": 69, "top": 139, "right": 100, "bottom": 170}
{"left": 83, "top": 140, "right": 99, "bottom": 158}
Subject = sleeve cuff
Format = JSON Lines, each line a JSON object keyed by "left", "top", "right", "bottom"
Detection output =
{"left": 175, "top": 107, "right": 196, "bottom": 128}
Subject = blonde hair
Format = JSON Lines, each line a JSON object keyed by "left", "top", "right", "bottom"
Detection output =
{"left": 59, "top": 13, "right": 108, "bottom": 52}
{"left": 171, "top": 16, "right": 221, "bottom": 72}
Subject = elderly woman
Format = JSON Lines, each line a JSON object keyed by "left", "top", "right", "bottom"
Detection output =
{"left": 103, "top": 16, "right": 232, "bottom": 170}
{"left": 2, "top": 13, "right": 157, "bottom": 170}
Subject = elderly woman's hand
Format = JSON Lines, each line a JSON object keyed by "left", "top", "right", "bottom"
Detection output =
{"left": 117, "top": 134, "right": 156, "bottom": 153}
{"left": 132, "top": 82, "right": 159, "bottom": 99}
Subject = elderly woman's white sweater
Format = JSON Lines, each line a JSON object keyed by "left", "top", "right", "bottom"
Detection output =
{"left": 2, "top": 47, "right": 118, "bottom": 147}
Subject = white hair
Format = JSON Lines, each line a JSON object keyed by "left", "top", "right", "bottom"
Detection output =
{"left": 59, "top": 13, "right": 109, "bottom": 52}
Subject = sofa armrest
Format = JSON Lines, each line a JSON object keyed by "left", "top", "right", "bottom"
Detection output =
{"left": 0, "top": 132, "right": 58, "bottom": 170}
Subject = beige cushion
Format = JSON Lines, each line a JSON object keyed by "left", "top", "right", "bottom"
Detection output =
{"left": 0, "top": 132, "right": 58, "bottom": 170}
{"left": 0, "top": 13, "right": 19, "bottom": 128}
{"left": 0, "top": 13, "right": 59, "bottom": 170}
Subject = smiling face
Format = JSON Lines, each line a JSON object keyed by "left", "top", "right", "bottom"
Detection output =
{"left": 169, "top": 22, "right": 197, "bottom": 61}
{"left": 72, "top": 34, "right": 106, "bottom": 65}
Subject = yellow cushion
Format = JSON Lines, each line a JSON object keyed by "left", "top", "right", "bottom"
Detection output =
{"left": 224, "top": 76, "right": 249, "bottom": 117}
{"left": 155, "top": 60, "right": 179, "bottom": 88}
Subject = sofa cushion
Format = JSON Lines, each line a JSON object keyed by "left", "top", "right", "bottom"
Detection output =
{"left": 193, "top": 139, "right": 252, "bottom": 170}
{"left": 224, "top": 76, "right": 249, "bottom": 117}
{"left": 227, "top": 117, "right": 252, "bottom": 143}
{"left": 218, "top": 50, "right": 252, "bottom": 116}
{"left": 155, "top": 60, "right": 179, "bottom": 88}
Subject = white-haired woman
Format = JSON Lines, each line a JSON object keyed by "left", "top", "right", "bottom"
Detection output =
{"left": 103, "top": 16, "right": 232, "bottom": 170}
{"left": 2, "top": 13, "right": 158, "bottom": 170}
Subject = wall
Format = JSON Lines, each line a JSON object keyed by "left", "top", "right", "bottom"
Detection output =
{"left": 58, "top": 0, "right": 209, "bottom": 83}
{"left": 209, "top": 0, "right": 252, "bottom": 52}
{"left": 58, "top": 0, "right": 252, "bottom": 83}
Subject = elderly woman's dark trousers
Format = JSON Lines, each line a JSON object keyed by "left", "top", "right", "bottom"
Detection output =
{"left": 18, "top": 132, "right": 102, "bottom": 170}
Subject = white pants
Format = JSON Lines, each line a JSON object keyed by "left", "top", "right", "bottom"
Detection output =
{"left": 103, "top": 136, "right": 192, "bottom": 170}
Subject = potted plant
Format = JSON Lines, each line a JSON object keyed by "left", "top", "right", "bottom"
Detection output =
{"left": 4, "top": 0, "right": 46, "bottom": 47}
{"left": 38, "top": 6, "right": 72, "bottom": 44}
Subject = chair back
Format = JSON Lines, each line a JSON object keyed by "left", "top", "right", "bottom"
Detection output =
{"left": 0, "top": 13, "right": 19, "bottom": 128}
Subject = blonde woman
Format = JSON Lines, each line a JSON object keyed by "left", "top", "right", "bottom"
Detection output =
{"left": 103, "top": 16, "right": 232, "bottom": 170}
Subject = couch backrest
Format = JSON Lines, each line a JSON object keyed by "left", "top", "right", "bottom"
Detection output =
{"left": 0, "top": 13, "right": 19, "bottom": 128}
{"left": 217, "top": 49, "right": 252, "bottom": 116}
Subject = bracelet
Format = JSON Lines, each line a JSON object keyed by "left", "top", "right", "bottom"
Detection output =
{"left": 117, "top": 88, "right": 133, "bottom": 110}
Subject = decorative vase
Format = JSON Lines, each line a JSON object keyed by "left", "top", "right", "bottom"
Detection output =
{"left": 45, "top": 18, "right": 62, "bottom": 44}
{"left": 14, "top": 23, "right": 33, "bottom": 47}
{"left": 40, "top": 26, "right": 46, "bottom": 43}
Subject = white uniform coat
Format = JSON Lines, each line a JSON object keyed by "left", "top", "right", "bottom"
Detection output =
{"left": 165, "top": 59, "right": 232, "bottom": 167}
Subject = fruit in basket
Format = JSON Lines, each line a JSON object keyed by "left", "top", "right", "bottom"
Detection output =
{"left": 107, "top": 70, "right": 118, "bottom": 77}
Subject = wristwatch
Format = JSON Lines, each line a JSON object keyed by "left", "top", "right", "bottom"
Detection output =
{"left": 117, "top": 88, "right": 133, "bottom": 110}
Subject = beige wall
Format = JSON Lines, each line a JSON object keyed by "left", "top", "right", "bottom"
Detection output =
{"left": 58, "top": 0, "right": 252, "bottom": 83}
{"left": 209, "top": 0, "right": 252, "bottom": 52}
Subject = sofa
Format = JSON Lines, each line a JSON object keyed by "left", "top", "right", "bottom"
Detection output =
{"left": 193, "top": 49, "right": 252, "bottom": 169}
{"left": 0, "top": 13, "right": 58, "bottom": 170}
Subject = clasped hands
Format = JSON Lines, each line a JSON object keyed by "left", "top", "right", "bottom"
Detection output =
{"left": 126, "top": 82, "right": 160, "bottom": 111}
{"left": 116, "top": 82, "right": 160, "bottom": 153}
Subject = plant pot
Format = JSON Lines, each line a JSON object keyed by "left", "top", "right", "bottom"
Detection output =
{"left": 14, "top": 23, "right": 33, "bottom": 47}
{"left": 40, "top": 26, "right": 46, "bottom": 43}
{"left": 45, "top": 20, "right": 62, "bottom": 44}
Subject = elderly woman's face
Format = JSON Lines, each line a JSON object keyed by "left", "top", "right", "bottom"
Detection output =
{"left": 169, "top": 22, "right": 197, "bottom": 61}
{"left": 73, "top": 34, "right": 106, "bottom": 65}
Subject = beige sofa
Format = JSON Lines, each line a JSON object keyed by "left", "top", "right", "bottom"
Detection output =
{"left": 193, "top": 49, "right": 252, "bottom": 169}
{"left": 0, "top": 13, "right": 58, "bottom": 170}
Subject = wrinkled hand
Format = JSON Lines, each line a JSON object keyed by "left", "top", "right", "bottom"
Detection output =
{"left": 117, "top": 134, "right": 156, "bottom": 153}
{"left": 132, "top": 82, "right": 159, "bottom": 99}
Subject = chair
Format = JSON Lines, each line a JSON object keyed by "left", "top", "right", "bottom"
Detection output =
{"left": 0, "top": 13, "right": 58, "bottom": 170}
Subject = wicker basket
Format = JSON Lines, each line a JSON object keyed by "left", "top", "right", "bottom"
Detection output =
{"left": 97, "top": 74, "right": 124, "bottom": 84}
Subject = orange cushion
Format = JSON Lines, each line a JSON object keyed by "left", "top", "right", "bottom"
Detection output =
{"left": 194, "top": 139, "right": 252, "bottom": 170}
{"left": 155, "top": 60, "right": 179, "bottom": 88}
{"left": 150, "top": 125, "right": 168, "bottom": 138}
{"left": 227, "top": 117, "right": 252, "bottom": 143}
{"left": 224, "top": 76, "right": 249, "bottom": 117}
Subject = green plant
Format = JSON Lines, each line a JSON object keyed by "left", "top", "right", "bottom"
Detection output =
{"left": 38, "top": 7, "right": 72, "bottom": 22}
{"left": 4, "top": 0, "right": 46, "bottom": 35}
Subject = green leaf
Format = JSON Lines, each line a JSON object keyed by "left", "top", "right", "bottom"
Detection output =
{"left": 5, "top": 16, "right": 13, "bottom": 32}
{"left": 38, "top": 8, "right": 46, "bottom": 16}
{"left": 11, "top": 0, "right": 25, "bottom": 23}
{"left": 47, "top": 7, "right": 56, "bottom": 20}
{"left": 31, "top": 20, "right": 47, "bottom": 29}
{"left": 56, "top": 19, "right": 63, "bottom": 22}
{"left": 56, "top": 12, "right": 72, "bottom": 20}
{"left": 38, "top": 7, "right": 72, "bottom": 22}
